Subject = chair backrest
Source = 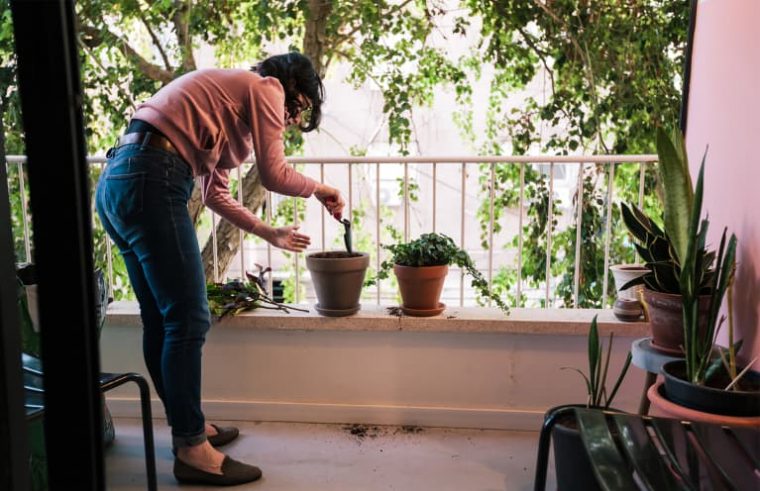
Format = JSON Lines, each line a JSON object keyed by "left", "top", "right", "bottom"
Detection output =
{"left": 575, "top": 408, "right": 760, "bottom": 491}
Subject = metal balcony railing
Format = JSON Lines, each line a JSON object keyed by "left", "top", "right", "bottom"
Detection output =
{"left": 5, "top": 154, "right": 658, "bottom": 308}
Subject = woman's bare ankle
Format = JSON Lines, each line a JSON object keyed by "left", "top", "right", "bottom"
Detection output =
{"left": 176, "top": 441, "right": 225, "bottom": 475}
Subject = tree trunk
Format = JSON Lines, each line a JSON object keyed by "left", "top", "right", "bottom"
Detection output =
{"left": 200, "top": 165, "right": 268, "bottom": 281}
{"left": 303, "top": 0, "right": 333, "bottom": 77}
{"left": 198, "top": 2, "right": 333, "bottom": 280}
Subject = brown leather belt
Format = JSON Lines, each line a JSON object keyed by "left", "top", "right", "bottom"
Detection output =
{"left": 117, "top": 132, "right": 178, "bottom": 155}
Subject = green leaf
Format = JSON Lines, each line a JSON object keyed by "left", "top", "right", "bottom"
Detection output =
{"left": 656, "top": 127, "right": 694, "bottom": 265}
{"left": 588, "top": 315, "right": 600, "bottom": 403}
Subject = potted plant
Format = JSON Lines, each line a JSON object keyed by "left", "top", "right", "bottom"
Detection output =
{"left": 609, "top": 263, "right": 649, "bottom": 321}
{"left": 369, "top": 232, "right": 508, "bottom": 316}
{"left": 647, "top": 157, "right": 760, "bottom": 424}
{"left": 620, "top": 128, "right": 713, "bottom": 353}
{"left": 550, "top": 315, "right": 632, "bottom": 491}
{"left": 306, "top": 219, "right": 370, "bottom": 317}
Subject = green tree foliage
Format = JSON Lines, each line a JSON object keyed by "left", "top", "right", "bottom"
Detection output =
{"left": 2, "top": 1, "right": 689, "bottom": 307}
{"left": 463, "top": 1, "right": 688, "bottom": 307}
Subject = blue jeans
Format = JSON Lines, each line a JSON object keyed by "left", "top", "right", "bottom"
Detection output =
{"left": 95, "top": 144, "right": 210, "bottom": 448}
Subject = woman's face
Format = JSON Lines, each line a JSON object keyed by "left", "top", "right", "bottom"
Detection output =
{"left": 285, "top": 93, "right": 312, "bottom": 127}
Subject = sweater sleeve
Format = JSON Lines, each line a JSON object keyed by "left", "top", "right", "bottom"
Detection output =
{"left": 201, "top": 168, "right": 265, "bottom": 235}
{"left": 249, "top": 78, "right": 318, "bottom": 198}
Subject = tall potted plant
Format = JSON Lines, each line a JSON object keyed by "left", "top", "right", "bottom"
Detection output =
{"left": 370, "top": 233, "right": 509, "bottom": 316}
{"left": 621, "top": 128, "right": 713, "bottom": 354}
{"left": 648, "top": 159, "right": 760, "bottom": 423}
{"left": 549, "top": 315, "right": 632, "bottom": 491}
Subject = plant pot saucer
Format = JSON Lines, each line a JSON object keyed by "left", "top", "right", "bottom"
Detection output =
{"left": 649, "top": 340, "right": 684, "bottom": 356}
{"left": 400, "top": 302, "right": 445, "bottom": 317}
{"left": 314, "top": 304, "right": 361, "bottom": 317}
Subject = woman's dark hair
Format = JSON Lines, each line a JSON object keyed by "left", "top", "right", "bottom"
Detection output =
{"left": 252, "top": 52, "right": 325, "bottom": 132}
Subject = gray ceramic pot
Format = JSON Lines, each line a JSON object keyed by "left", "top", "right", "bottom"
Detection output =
{"left": 306, "top": 251, "right": 369, "bottom": 317}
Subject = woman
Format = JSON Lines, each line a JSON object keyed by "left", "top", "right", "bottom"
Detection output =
{"left": 96, "top": 52, "right": 344, "bottom": 486}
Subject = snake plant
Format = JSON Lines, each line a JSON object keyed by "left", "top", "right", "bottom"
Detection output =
{"left": 620, "top": 128, "right": 715, "bottom": 295}
{"left": 680, "top": 161, "right": 738, "bottom": 384}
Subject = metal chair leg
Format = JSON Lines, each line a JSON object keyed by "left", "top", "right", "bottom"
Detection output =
{"left": 534, "top": 405, "right": 576, "bottom": 491}
{"left": 638, "top": 371, "right": 657, "bottom": 415}
{"left": 130, "top": 374, "right": 157, "bottom": 491}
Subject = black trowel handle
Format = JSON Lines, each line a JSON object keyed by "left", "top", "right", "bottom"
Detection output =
{"left": 341, "top": 218, "right": 353, "bottom": 254}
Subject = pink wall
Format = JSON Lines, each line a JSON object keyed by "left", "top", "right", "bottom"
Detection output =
{"left": 685, "top": 0, "right": 760, "bottom": 369}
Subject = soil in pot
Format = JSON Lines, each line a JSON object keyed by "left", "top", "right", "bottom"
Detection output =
{"left": 661, "top": 360, "right": 760, "bottom": 417}
{"left": 642, "top": 289, "right": 710, "bottom": 355}
{"left": 393, "top": 264, "right": 448, "bottom": 317}
{"left": 306, "top": 251, "right": 369, "bottom": 317}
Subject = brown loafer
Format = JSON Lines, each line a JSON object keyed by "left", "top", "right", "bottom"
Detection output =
{"left": 208, "top": 424, "right": 240, "bottom": 447}
{"left": 174, "top": 456, "right": 262, "bottom": 486}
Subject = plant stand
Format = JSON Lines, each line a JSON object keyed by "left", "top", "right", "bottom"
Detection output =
{"left": 630, "top": 337, "right": 682, "bottom": 414}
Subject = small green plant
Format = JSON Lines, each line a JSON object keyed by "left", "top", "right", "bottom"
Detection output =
{"left": 562, "top": 315, "right": 632, "bottom": 409}
{"left": 367, "top": 232, "right": 510, "bottom": 313}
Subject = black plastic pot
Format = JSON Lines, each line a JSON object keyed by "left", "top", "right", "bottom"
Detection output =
{"left": 662, "top": 360, "right": 760, "bottom": 417}
{"left": 552, "top": 413, "right": 601, "bottom": 491}
{"left": 550, "top": 404, "right": 622, "bottom": 491}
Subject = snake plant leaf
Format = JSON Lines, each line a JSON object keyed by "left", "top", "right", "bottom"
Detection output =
{"left": 631, "top": 202, "right": 666, "bottom": 238}
{"left": 621, "top": 203, "right": 650, "bottom": 243}
{"left": 656, "top": 127, "right": 694, "bottom": 265}
{"left": 588, "top": 315, "right": 600, "bottom": 401}
{"left": 651, "top": 261, "right": 681, "bottom": 293}
{"left": 634, "top": 243, "right": 655, "bottom": 263}
{"left": 647, "top": 235, "right": 672, "bottom": 262}
{"left": 620, "top": 275, "right": 647, "bottom": 291}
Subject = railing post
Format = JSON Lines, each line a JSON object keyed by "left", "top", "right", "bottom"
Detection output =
{"left": 545, "top": 163, "right": 555, "bottom": 307}
{"left": 602, "top": 162, "right": 617, "bottom": 304}
{"left": 460, "top": 162, "right": 466, "bottom": 306}
{"left": 517, "top": 163, "right": 525, "bottom": 305}
{"left": 573, "top": 163, "right": 584, "bottom": 307}
{"left": 488, "top": 163, "right": 495, "bottom": 306}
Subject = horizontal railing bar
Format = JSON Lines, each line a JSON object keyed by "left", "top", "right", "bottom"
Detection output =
{"left": 6, "top": 155, "right": 659, "bottom": 165}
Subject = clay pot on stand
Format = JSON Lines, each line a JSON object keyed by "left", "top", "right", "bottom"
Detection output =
{"left": 609, "top": 264, "right": 648, "bottom": 321}
{"left": 393, "top": 264, "right": 448, "bottom": 317}
{"left": 306, "top": 251, "right": 369, "bottom": 317}
{"left": 642, "top": 289, "right": 710, "bottom": 355}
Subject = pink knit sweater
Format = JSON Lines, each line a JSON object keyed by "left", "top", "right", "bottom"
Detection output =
{"left": 133, "top": 69, "right": 318, "bottom": 234}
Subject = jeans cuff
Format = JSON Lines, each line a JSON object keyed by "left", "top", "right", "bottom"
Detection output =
{"left": 172, "top": 431, "right": 207, "bottom": 449}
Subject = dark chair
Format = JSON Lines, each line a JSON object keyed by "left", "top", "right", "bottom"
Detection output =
{"left": 535, "top": 406, "right": 760, "bottom": 491}
{"left": 23, "top": 353, "right": 157, "bottom": 491}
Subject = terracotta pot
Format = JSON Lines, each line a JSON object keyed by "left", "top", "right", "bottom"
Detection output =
{"left": 648, "top": 381, "right": 760, "bottom": 428}
{"left": 393, "top": 264, "right": 448, "bottom": 316}
{"left": 641, "top": 289, "right": 710, "bottom": 355}
{"left": 661, "top": 360, "right": 760, "bottom": 417}
{"left": 306, "top": 251, "right": 369, "bottom": 317}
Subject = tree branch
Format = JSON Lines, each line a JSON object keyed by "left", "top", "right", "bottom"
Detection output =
{"left": 137, "top": 2, "right": 172, "bottom": 71}
{"left": 80, "top": 25, "right": 173, "bottom": 83}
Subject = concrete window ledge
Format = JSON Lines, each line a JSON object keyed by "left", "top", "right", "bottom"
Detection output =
{"left": 103, "top": 301, "right": 649, "bottom": 430}
{"left": 107, "top": 301, "right": 649, "bottom": 336}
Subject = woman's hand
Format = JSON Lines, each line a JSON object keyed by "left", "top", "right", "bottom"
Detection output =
{"left": 314, "top": 183, "right": 345, "bottom": 220}
{"left": 261, "top": 225, "right": 311, "bottom": 252}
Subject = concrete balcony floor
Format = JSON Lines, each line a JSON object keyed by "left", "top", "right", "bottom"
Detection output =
{"left": 106, "top": 417, "right": 555, "bottom": 490}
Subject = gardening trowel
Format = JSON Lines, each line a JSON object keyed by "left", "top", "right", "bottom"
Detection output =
{"left": 341, "top": 218, "right": 353, "bottom": 254}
